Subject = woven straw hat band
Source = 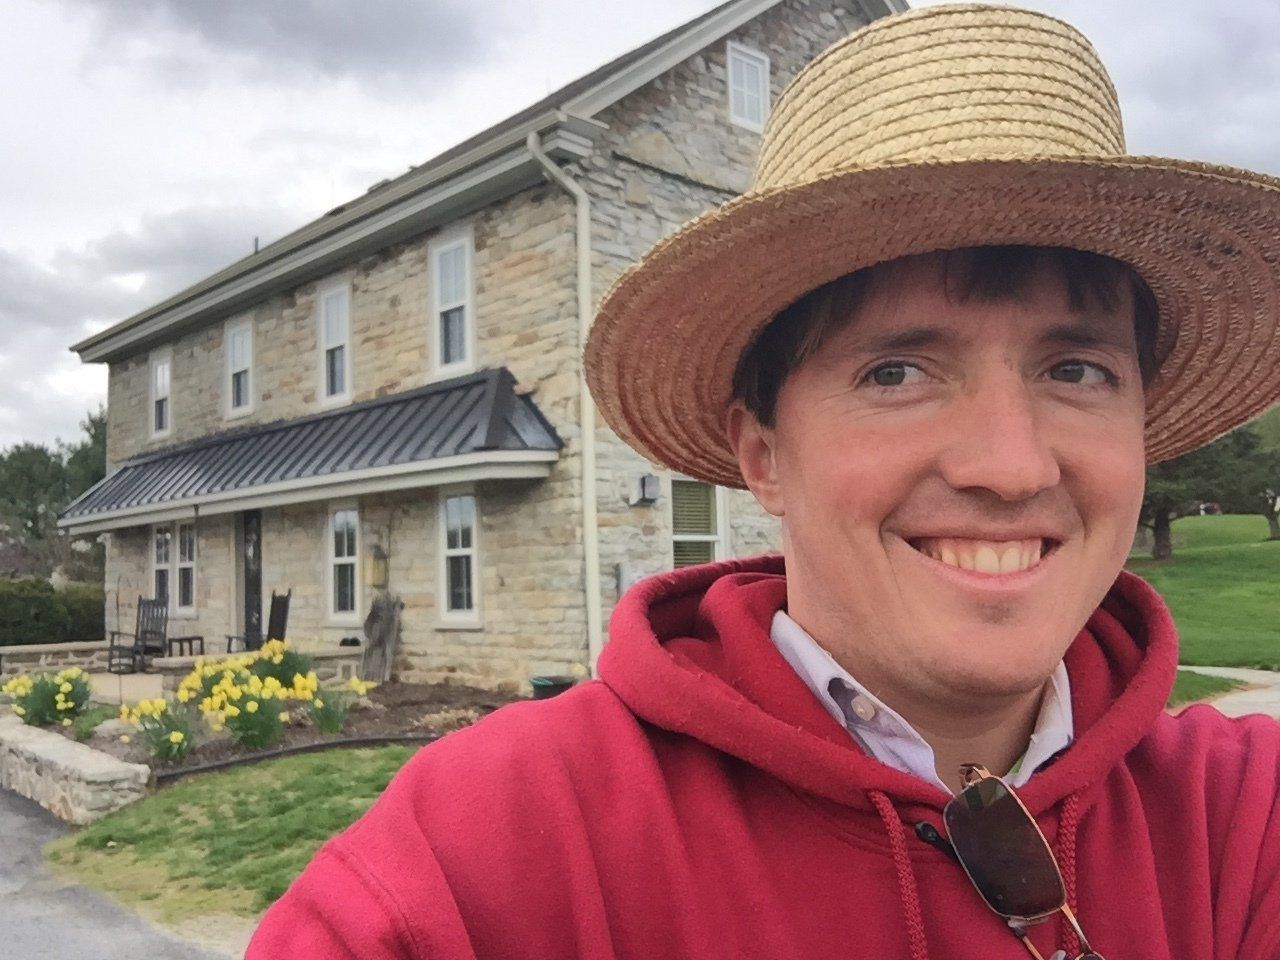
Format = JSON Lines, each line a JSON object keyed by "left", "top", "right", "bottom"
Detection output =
{"left": 755, "top": 4, "right": 1125, "bottom": 191}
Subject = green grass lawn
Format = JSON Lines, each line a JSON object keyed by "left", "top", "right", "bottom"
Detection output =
{"left": 1168, "top": 669, "right": 1246, "bottom": 707}
{"left": 1126, "top": 514, "right": 1280, "bottom": 669}
{"left": 46, "top": 745, "right": 416, "bottom": 922}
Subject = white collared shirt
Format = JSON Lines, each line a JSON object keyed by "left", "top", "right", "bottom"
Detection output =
{"left": 770, "top": 610, "right": 1073, "bottom": 794}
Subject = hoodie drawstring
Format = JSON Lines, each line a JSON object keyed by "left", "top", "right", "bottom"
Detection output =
{"left": 1055, "top": 792, "right": 1082, "bottom": 956}
{"left": 869, "top": 789, "right": 930, "bottom": 960}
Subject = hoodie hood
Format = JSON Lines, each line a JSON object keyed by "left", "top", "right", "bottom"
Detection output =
{"left": 598, "top": 553, "right": 1179, "bottom": 816}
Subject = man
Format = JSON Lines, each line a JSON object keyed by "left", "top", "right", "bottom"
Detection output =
{"left": 249, "top": 5, "right": 1280, "bottom": 958}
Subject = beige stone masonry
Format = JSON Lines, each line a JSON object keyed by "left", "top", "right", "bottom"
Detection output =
{"left": 0, "top": 714, "right": 150, "bottom": 824}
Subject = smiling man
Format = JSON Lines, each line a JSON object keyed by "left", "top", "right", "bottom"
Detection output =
{"left": 250, "top": 6, "right": 1280, "bottom": 959}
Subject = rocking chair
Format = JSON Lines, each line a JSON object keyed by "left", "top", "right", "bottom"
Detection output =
{"left": 226, "top": 589, "right": 291, "bottom": 653}
{"left": 106, "top": 597, "right": 169, "bottom": 674}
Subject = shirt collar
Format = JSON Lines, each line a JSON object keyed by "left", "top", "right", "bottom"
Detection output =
{"left": 769, "top": 609, "right": 1073, "bottom": 794}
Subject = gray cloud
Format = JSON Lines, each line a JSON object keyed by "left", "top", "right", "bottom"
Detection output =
{"left": 59, "top": 0, "right": 502, "bottom": 87}
{"left": 0, "top": 201, "right": 304, "bottom": 448}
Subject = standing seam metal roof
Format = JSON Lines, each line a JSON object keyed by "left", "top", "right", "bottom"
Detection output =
{"left": 60, "top": 367, "right": 561, "bottom": 522}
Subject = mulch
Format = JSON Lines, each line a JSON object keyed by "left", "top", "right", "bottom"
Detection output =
{"left": 60, "top": 681, "right": 524, "bottom": 774}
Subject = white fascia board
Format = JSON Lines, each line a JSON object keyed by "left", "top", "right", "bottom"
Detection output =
{"left": 57, "top": 450, "right": 558, "bottom": 534}
{"left": 565, "top": 0, "right": 786, "bottom": 116}
{"left": 73, "top": 116, "right": 603, "bottom": 364}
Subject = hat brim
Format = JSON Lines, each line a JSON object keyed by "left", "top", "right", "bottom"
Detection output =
{"left": 585, "top": 156, "right": 1280, "bottom": 488}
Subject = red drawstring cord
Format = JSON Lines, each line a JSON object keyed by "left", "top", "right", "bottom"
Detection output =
{"left": 870, "top": 789, "right": 931, "bottom": 960}
{"left": 1056, "top": 793, "right": 1082, "bottom": 956}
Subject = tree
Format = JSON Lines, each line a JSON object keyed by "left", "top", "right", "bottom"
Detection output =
{"left": 1139, "top": 425, "right": 1274, "bottom": 560}
{"left": 62, "top": 406, "right": 106, "bottom": 500}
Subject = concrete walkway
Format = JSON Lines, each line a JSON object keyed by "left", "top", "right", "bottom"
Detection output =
{"left": 1179, "top": 666, "right": 1280, "bottom": 719}
{"left": 88, "top": 671, "right": 164, "bottom": 706}
{"left": 0, "top": 787, "right": 227, "bottom": 959}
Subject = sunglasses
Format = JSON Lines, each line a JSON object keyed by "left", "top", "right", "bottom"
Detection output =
{"left": 942, "top": 764, "right": 1105, "bottom": 960}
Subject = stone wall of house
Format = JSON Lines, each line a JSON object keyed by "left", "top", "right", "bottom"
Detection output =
{"left": 105, "top": 183, "right": 580, "bottom": 467}
{"left": 103, "top": 514, "right": 237, "bottom": 651}
{"left": 579, "top": 0, "right": 869, "bottom": 610}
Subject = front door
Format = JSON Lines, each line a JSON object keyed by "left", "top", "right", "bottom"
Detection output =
{"left": 242, "top": 510, "right": 262, "bottom": 642}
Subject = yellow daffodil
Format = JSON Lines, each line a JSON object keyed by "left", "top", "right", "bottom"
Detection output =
{"left": 62, "top": 718, "right": 72, "bottom": 726}
{"left": 168, "top": 731, "right": 184, "bottom": 744}
{"left": 245, "top": 700, "right": 258, "bottom": 714}
{"left": 13, "top": 705, "right": 25, "bottom": 716}
{"left": 59, "top": 682, "right": 72, "bottom": 693}
{"left": 120, "top": 734, "right": 130, "bottom": 743}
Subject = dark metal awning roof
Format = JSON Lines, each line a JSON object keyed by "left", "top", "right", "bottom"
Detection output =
{"left": 59, "top": 367, "right": 561, "bottom": 533}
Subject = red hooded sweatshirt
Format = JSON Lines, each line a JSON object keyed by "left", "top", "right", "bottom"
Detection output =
{"left": 247, "top": 556, "right": 1280, "bottom": 959}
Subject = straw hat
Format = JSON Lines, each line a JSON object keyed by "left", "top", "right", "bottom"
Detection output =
{"left": 584, "top": 3, "right": 1280, "bottom": 488}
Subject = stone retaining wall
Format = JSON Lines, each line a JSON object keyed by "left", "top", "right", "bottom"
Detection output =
{"left": 0, "top": 714, "right": 149, "bottom": 824}
{"left": 0, "top": 641, "right": 111, "bottom": 680}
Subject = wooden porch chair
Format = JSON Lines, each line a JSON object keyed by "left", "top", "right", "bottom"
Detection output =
{"left": 106, "top": 597, "right": 169, "bottom": 674}
{"left": 226, "top": 589, "right": 291, "bottom": 653}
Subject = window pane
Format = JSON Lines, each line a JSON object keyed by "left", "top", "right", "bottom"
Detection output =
{"left": 334, "top": 562, "right": 355, "bottom": 612}
{"left": 154, "top": 360, "right": 169, "bottom": 396}
{"left": 326, "top": 345, "right": 345, "bottom": 396}
{"left": 333, "top": 510, "right": 356, "bottom": 558}
{"left": 154, "top": 528, "right": 170, "bottom": 564}
{"left": 445, "top": 495, "right": 474, "bottom": 549}
{"left": 672, "top": 480, "right": 716, "bottom": 535}
{"left": 154, "top": 397, "right": 168, "bottom": 432}
{"left": 230, "top": 328, "right": 248, "bottom": 369}
{"left": 447, "top": 555, "right": 473, "bottom": 611}
{"left": 673, "top": 540, "right": 715, "bottom": 568}
{"left": 178, "top": 568, "right": 194, "bottom": 608}
{"left": 440, "top": 306, "right": 466, "bottom": 365}
{"left": 323, "top": 291, "right": 347, "bottom": 346}
{"left": 179, "top": 525, "right": 195, "bottom": 563}
{"left": 438, "top": 246, "right": 466, "bottom": 304}
{"left": 232, "top": 369, "right": 248, "bottom": 408}
{"left": 154, "top": 568, "right": 169, "bottom": 604}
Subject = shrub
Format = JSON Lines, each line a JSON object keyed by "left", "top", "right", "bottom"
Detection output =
{"left": 307, "top": 689, "right": 352, "bottom": 734}
{"left": 248, "top": 640, "right": 313, "bottom": 688}
{"left": 2, "top": 667, "right": 91, "bottom": 726}
{"left": 60, "top": 581, "right": 105, "bottom": 641}
{"left": 121, "top": 698, "right": 197, "bottom": 762}
{"left": 0, "top": 578, "right": 70, "bottom": 646}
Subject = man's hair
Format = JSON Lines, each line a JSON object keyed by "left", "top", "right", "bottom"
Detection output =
{"left": 731, "top": 246, "right": 1161, "bottom": 428}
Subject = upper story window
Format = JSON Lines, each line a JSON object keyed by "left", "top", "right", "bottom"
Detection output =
{"left": 149, "top": 349, "right": 172, "bottom": 439}
{"left": 671, "top": 479, "right": 725, "bottom": 567}
{"left": 430, "top": 230, "right": 474, "bottom": 376}
{"left": 727, "top": 41, "right": 770, "bottom": 132}
{"left": 318, "top": 282, "right": 352, "bottom": 403}
{"left": 225, "top": 317, "right": 254, "bottom": 418}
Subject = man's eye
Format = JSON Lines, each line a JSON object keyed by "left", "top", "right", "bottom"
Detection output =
{"left": 1049, "top": 360, "right": 1111, "bottom": 385}
{"left": 866, "top": 362, "right": 923, "bottom": 387}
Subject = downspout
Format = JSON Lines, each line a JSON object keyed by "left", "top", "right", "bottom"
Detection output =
{"left": 526, "top": 130, "right": 604, "bottom": 673}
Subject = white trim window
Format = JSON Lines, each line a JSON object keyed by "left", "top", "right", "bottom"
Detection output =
{"left": 225, "top": 317, "right": 254, "bottom": 417}
{"left": 318, "top": 283, "right": 352, "bottom": 403}
{"left": 151, "top": 524, "right": 172, "bottom": 605}
{"left": 330, "top": 507, "right": 360, "bottom": 619}
{"left": 430, "top": 231, "right": 474, "bottom": 376}
{"left": 175, "top": 522, "right": 196, "bottom": 613}
{"left": 440, "top": 491, "right": 479, "bottom": 622}
{"left": 149, "top": 350, "right": 172, "bottom": 438}
{"left": 671, "top": 479, "right": 726, "bottom": 568}
{"left": 727, "top": 41, "right": 770, "bottom": 132}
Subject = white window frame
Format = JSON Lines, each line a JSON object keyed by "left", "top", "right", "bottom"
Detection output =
{"left": 327, "top": 504, "right": 361, "bottom": 623}
{"left": 670, "top": 479, "right": 730, "bottom": 568}
{"left": 726, "top": 41, "right": 771, "bottom": 133}
{"left": 149, "top": 349, "right": 172, "bottom": 440}
{"left": 438, "top": 486, "right": 481, "bottom": 628}
{"left": 317, "top": 280, "right": 353, "bottom": 406}
{"left": 224, "top": 315, "right": 254, "bottom": 419}
{"left": 429, "top": 228, "right": 476, "bottom": 378}
{"left": 175, "top": 521, "right": 197, "bottom": 616}
{"left": 150, "top": 521, "right": 197, "bottom": 617}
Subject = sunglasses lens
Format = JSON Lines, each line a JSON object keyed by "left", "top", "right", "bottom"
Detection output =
{"left": 943, "top": 777, "right": 1066, "bottom": 918}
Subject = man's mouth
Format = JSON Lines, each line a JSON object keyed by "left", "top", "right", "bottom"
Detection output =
{"left": 907, "top": 537, "right": 1061, "bottom": 574}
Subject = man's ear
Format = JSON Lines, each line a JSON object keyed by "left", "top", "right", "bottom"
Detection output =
{"left": 725, "top": 400, "right": 785, "bottom": 517}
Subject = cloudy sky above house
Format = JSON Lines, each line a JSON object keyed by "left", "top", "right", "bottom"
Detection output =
{"left": 3, "top": 0, "right": 1279, "bottom": 451}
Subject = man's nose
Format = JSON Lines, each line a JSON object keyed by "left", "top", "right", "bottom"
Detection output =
{"left": 936, "top": 374, "right": 1061, "bottom": 501}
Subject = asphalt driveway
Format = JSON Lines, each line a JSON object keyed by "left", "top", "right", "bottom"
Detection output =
{"left": 1, "top": 788, "right": 225, "bottom": 960}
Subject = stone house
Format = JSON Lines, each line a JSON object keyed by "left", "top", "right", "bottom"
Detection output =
{"left": 59, "top": 0, "right": 906, "bottom": 690}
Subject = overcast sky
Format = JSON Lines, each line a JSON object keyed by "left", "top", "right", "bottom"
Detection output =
{"left": 3, "top": 0, "right": 1280, "bottom": 451}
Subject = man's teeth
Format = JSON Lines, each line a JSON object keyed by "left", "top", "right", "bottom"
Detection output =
{"left": 914, "top": 538, "right": 1045, "bottom": 574}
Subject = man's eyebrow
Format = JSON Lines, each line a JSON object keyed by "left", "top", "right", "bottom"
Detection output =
{"left": 1039, "top": 321, "right": 1133, "bottom": 351}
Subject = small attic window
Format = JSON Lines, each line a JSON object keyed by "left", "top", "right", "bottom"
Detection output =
{"left": 727, "top": 41, "right": 770, "bottom": 132}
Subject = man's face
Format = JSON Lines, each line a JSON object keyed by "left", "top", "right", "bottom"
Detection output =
{"left": 729, "top": 252, "right": 1148, "bottom": 708}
